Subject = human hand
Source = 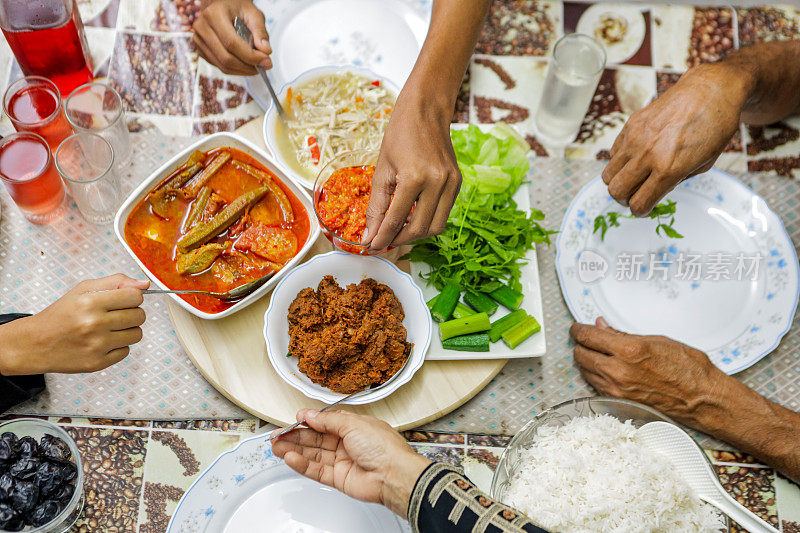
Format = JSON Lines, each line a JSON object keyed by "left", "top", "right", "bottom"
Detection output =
{"left": 569, "top": 318, "right": 731, "bottom": 426}
{"left": 0, "top": 274, "right": 149, "bottom": 376}
{"left": 193, "top": 0, "right": 271, "bottom": 76}
{"left": 602, "top": 63, "right": 748, "bottom": 216}
{"left": 272, "top": 409, "right": 431, "bottom": 517}
{"left": 363, "top": 93, "right": 461, "bottom": 252}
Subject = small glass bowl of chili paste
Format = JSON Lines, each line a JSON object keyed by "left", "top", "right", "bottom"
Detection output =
{"left": 314, "top": 150, "right": 389, "bottom": 255}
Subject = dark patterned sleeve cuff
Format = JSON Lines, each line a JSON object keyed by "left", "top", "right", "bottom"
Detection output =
{"left": 408, "top": 462, "right": 549, "bottom": 533}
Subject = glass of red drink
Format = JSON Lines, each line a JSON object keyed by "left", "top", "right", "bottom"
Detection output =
{"left": 0, "top": 132, "right": 67, "bottom": 224}
{"left": 0, "top": 0, "right": 93, "bottom": 95}
{"left": 3, "top": 76, "right": 74, "bottom": 151}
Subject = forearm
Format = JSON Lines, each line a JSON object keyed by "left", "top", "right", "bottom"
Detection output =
{"left": 693, "top": 375, "right": 800, "bottom": 483}
{"left": 0, "top": 314, "right": 46, "bottom": 411}
{"left": 400, "top": 0, "right": 490, "bottom": 119}
{"left": 0, "top": 315, "right": 32, "bottom": 376}
{"left": 721, "top": 41, "right": 800, "bottom": 125}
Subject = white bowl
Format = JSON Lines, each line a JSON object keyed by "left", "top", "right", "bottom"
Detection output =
{"left": 114, "top": 132, "right": 321, "bottom": 320}
{"left": 263, "top": 251, "right": 430, "bottom": 405}
{"left": 262, "top": 65, "right": 400, "bottom": 190}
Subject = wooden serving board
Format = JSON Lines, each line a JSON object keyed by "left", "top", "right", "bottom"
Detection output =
{"left": 165, "top": 118, "right": 506, "bottom": 430}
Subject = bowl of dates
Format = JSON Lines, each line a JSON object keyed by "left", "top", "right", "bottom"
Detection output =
{"left": 0, "top": 419, "right": 83, "bottom": 532}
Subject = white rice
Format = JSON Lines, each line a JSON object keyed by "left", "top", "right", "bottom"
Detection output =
{"left": 501, "top": 414, "right": 725, "bottom": 532}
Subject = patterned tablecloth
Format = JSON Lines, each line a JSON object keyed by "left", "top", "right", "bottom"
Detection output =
{"left": 0, "top": 0, "right": 799, "bottom": 433}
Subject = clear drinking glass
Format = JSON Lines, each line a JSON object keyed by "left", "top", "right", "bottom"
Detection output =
{"left": 535, "top": 34, "right": 607, "bottom": 145}
{"left": 3, "top": 76, "right": 74, "bottom": 151}
{"left": 55, "top": 132, "right": 121, "bottom": 224}
{"left": 65, "top": 82, "right": 132, "bottom": 165}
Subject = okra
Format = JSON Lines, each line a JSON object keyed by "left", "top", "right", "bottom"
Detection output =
{"left": 489, "top": 284, "right": 524, "bottom": 310}
{"left": 442, "top": 333, "right": 490, "bottom": 352}
{"left": 431, "top": 283, "right": 461, "bottom": 322}
{"left": 451, "top": 302, "right": 476, "bottom": 320}
{"left": 463, "top": 290, "right": 499, "bottom": 316}
{"left": 488, "top": 309, "right": 528, "bottom": 343}
{"left": 426, "top": 295, "right": 439, "bottom": 310}
{"left": 501, "top": 316, "right": 541, "bottom": 349}
{"left": 439, "top": 312, "right": 490, "bottom": 341}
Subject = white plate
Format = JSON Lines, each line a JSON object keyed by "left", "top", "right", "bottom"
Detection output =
{"left": 167, "top": 433, "right": 409, "bottom": 533}
{"left": 556, "top": 169, "right": 799, "bottom": 374}
{"left": 411, "top": 123, "right": 547, "bottom": 360}
{"left": 576, "top": 4, "right": 646, "bottom": 65}
{"left": 262, "top": 66, "right": 400, "bottom": 190}
{"left": 264, "top": 251, "right": 431, "bottom": 404}
{"left": 113, "top": 132, "right": 321, "bottom": 320}
{"left": 246, "top": 0, "right": 430, "bottom": 110}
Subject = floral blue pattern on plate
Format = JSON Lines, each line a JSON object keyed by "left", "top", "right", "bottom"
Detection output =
{"left": 556, "top": 168, "right": 799, "bottom": 374}
{"left": 167, "top": 433, "right": 410, "bottom": 532}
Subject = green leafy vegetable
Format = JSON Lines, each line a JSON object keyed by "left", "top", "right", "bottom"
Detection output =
{"left": 593, "top": 200, "right": 683, "bottom": 242}
{"left": 401, "top": 123, "right": 556, "bottom": 293}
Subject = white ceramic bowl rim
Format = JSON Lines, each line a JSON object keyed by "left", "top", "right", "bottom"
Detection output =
{"left": 263, "top": 250, "right": 430, "bottom": 405}
{"left": 263, "top": 65, "right": 401, "bottom": 189}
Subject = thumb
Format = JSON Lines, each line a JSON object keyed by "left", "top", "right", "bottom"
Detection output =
{"left": 363, "top": 161, "right": 393, "bottom": 245}
{"left": 79, "top": 274, "right": 149, "bottom": 293}
{"left": 595, "top": 316, "right": 622, "bottom": 334}
{"left": 301, "top": 409, "right": 353, "bottom": 439}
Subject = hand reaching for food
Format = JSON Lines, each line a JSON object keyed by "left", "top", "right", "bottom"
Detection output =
{"left": 192, "top": 0, "right": 271, "bottom": 76}
{"left": 0, "top": 274, "right": 149, "bottom": 376}
{"left": 272, "top": 409, "right": 431, "bottom": 517}
{"left": 601, "top": 63, "right": 745, "bottom": 217}
{"left": 363, "top": 93, "right": 462, "bottom": 252}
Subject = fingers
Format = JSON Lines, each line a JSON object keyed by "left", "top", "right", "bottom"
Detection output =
{"left": 193, "top": 17, "right": 257, "bottom": 75}
{"left": 300, "top": 409, "right": 356, "bottom": 440}
{"left": 283, "top": 451, "right": 335, "bottom": 487}
{"left": 363, "top": 161, "right": 395, "bottom": 246}
{"left": 92, "top": 287, "right": 145, "bottom": 311}
{"left": 106, "top": 308, "right": 147, "bottom": 331}
{"left": 390, "top": 184, "right": 441, "bottom": 246}
{"left": 602, "top": 153, "right": 628, "bottom": 186}
{"left": 242, "top": 6, "right": 272, "bottom": 65}
{"left": 573, "top": 345, "right": 609, "bottom": 375}
{"left": 628, "top": 171, "right": 677, "bottom": 217}
{"left": 78, "top": 274, "right": 147, "bottom": 293}
{"left": 606, "top": 160, "right": 651, "bottom": 209}
{"left": 427, "top": 173, "right": 461, "bottom": 237}
{"left": 106, "top": 327, "right": 144, "bottom": 349}
{"left": 569, "top": 322, "right": 632, "bottom": 355}
{"left": 596, "top": 316, "right": 611, "bottom": 329}
{"left": 368, "top": 180, "right": 422, "bottom": 252}
{"left": 579, "top": 367, "right": 616, "bottom": 396}
{"left": 276, "top": 425, "right": 340, "bottom": 452}
{"left": 104, "top": 346, "right": 131, "bottom": 367}
{"left": 273, "top": 438, "right": 338, "bottom": 467}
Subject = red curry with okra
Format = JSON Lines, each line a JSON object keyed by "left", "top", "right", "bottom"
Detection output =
{"left": 124, "top": 147, "right": 310, "bottom": 313}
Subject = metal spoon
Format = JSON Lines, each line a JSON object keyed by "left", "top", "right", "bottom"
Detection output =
{"left": 142, "top": 272, "right": 275, "bottom": 302}
{"left": 234, "top": 17, "right": 287, "bottom": 121}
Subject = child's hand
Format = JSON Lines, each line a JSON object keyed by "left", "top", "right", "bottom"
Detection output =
{"left": 0, "top": 274, "right": 149, "bottom": 375}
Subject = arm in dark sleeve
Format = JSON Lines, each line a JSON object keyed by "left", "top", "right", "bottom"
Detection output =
{"left": 0, "top": 314, "right": 45, "bottom": 412}
{"left": 408, "top": 462, "right": 549, "bottom": 533}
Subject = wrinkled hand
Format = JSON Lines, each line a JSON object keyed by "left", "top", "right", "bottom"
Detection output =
{"left": 272, "top": 409, "right": 431, "bottom": 517}
{"left": 193, "top": 0, "right": 271, "bottom": 76}
{"left": 0, "top": 274, "right": 149, "bottom": 375}
{"left": 569, "top": 318, "right": 729, "bottom": 426}
{"left": 363, "top": 95, "right": 461, "bottom": 252}
{"left": 603, "top": 63, "right": 747, "bottom": 216}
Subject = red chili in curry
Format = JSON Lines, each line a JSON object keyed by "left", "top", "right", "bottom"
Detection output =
{"left": 124, "top": 147, "right": 310, "bottom": 313}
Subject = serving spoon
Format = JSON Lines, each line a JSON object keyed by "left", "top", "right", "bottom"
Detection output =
{"left": 234, "top": 17, "right": 287, "bottom": 121}
{"left": 636, "top": 421, "right": 776, "bottom": 533}
{"left": 142, "top": 272, "right": 275, "bottom": 302}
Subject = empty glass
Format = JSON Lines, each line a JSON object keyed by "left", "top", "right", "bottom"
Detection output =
{"left": 65, "top": 82, "right": 132, "bottom": 165}
{"left": 55, "top": 132, "right": 121, "bottom": 224}
{"left": 535, "top": 34, "right": 606, "bottom": 145}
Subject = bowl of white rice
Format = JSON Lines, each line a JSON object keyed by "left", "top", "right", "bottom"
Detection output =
{"left": 491, "top": 397, "right": 727, "bottom": 532}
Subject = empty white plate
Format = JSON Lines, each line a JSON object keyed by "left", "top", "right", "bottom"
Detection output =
{"left": 167, "top": 434, "right": 409, "bottom": 532}
{"left": 246, "top": 0, "right": 431, "bottom": 110}
{"left": 556, "top": 169, "right": 799, "bottom": 374}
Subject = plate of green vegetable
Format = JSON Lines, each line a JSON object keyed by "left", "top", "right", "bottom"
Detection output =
{"left": 402, "top": 124, "right": 552, "bottom": 360}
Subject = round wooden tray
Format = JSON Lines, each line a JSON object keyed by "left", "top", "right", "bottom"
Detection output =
{"left": 166, "top": 119, "right": 506, "bottom": 429}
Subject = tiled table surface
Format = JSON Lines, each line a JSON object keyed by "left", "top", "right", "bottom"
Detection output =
{"left": 0, "top": 0, "right": 799, "bottom": 531}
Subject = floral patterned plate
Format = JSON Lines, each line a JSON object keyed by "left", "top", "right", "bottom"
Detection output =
{"left": 556, "top": 169, "right": 799, "bottom": 374}
{"left": 246, "top": 0, "right": 431, "bottom": 110}
{"left": 167, "top": 433, "right": 410, "bottom": 532}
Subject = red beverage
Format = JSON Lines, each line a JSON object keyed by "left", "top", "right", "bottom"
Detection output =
{"left": 3, "top": 77, "right": 74, "bottom": 150}
{"left": 0, "top": 0, "right": 93, "bottom": 95}
{"left": 0, "top": 132, "right": 66, "bottom": 224}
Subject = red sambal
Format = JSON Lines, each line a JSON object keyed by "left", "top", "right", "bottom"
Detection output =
{"left": 315, "top": 165, "right": 374, "bottom": 244}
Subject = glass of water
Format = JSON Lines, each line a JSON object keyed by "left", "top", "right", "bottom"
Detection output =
{"left": 55, "top": 132, "right": 122, "bottom": 224}
{"left": 65, "top": 82, "right": 132, "bottom": 165}
{"left": 535, "top": 34, "right": 606, "bottom": 145}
